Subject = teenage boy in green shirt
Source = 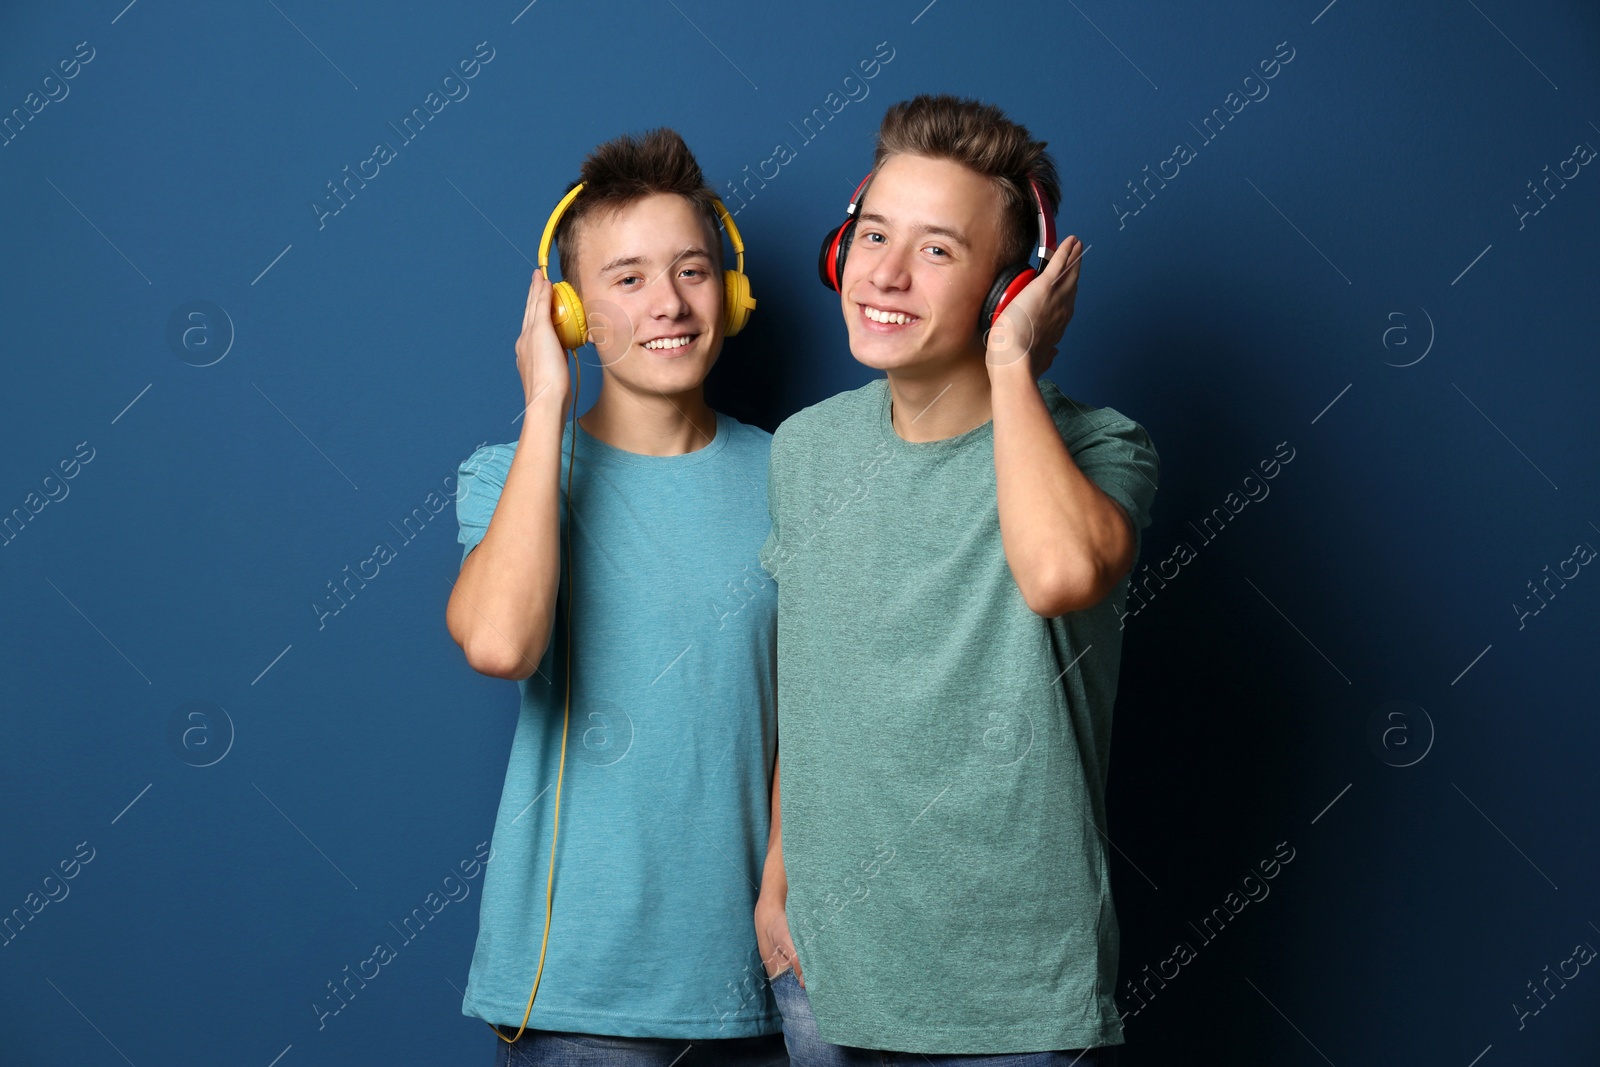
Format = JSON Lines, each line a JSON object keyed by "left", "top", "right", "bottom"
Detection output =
{"left": 754, "top": 94, "right": 1158, "bottom": 1063}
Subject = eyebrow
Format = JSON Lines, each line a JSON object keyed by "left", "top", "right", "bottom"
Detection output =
{"left": 597, "top": 246, "right": 717, "bottom": 277}
{"left": 857, "top": 213, "right": 971, "bottom": 251}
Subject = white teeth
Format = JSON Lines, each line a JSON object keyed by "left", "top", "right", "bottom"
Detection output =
{"left": 642, "top": 335, "right": 694, "bottom": 350}
{"left": 864, "top": 306, "right": 914, "bottom": 325}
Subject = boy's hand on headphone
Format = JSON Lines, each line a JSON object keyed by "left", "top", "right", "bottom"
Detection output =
{"left": 985, "top": 235, "right": 1084, "bottom": 378}
{"left": 516, "top": 268, "right": 572, "bottom": 414}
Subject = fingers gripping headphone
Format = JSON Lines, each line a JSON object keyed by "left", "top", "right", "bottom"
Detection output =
{"left": 817, "top": 171, "right": 1058, "bottom": 328}
{"left": 538, "top": 182, "right": 757, "bottom": 351}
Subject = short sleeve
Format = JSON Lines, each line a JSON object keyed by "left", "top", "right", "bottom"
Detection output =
{"left": 1059, "top": 406, "right": 1159, "bottom": 566}
{"left": 455, "top": 442, "right": 515, "bottom": 565}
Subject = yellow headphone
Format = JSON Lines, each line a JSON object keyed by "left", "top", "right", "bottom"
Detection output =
{"left": 536, "top": 181, "right": 757, "bottom": 351}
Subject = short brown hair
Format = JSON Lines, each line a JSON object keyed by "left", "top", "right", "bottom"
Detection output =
{"left": 871, "top": 94, "right": 1060, "bottom": 271}
{"left": 553, "top": 127, "right": 722, "bottom": 291}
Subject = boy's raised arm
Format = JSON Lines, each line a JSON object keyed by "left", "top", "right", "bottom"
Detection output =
{"left": 447, "top": 268, "right": 571, "bottom": 680}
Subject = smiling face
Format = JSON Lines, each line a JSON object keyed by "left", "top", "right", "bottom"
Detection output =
{"left": 840, "top": 153, "right": 1007, "bottom": 378}
{"left": 570, "top": 191, "right": 725, "bottom": 399}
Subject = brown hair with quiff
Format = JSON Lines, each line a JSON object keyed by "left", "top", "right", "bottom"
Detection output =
{"left": 871, "top": 94, "right": 1061, "bottom": 271}
{"left": 553, "top": 127, "right": 723, "bottom": 293}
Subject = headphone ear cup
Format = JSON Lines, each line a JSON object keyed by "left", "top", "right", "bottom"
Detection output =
{"left": 982, "top": 266, "right": 1036, "bottom": 329}
{"left": 723, "top": 269, "right": 756, "bottom": 336}
{"left": 817, "top": 219, "right": 856, "bottom": 291}
{"left": 550, "top": 280, "right": 588, "bottom": 351}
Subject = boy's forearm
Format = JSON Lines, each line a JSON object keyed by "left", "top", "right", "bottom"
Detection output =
{"left": 447, "top": 392, "right": 568, "bottom": 679}
{"left": 759, "top": 758, "right": 787, "bottom": 901}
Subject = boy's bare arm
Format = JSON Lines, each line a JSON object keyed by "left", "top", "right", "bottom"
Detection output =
{"left": 988, "top": 237, "right": 1135, "bottom": 617}
{"left": 755, "top": 756, "right": 804, "bottom": 983}
{"left": 446, "top": 269, "right": 572, "bottom": 679}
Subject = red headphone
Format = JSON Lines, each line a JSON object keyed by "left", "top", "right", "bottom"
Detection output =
{"left": 817, "top": 170, "right": 1058, "bottom": 328}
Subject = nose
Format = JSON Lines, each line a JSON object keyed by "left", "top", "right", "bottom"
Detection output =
{"left": 647, "top": 267, "right": 691, "bottom": 321}
{"left": 864, "top": 232, "right": 911, "bottom": 294}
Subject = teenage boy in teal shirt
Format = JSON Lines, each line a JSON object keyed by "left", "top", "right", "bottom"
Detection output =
{"left": 448, "top": 128, "right": 786, "bottom": 1066}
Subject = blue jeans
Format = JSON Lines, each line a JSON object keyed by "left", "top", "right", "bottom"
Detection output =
{"left": 492, "top": 1026, "right": 789, "bottom": 1066}
{"left": 769, "top": 969, "right": 1119, "bottom": 1067}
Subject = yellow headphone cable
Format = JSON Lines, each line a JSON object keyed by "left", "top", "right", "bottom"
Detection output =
{"left": 488, "top": 349, "right": 580, "bottom": 1046}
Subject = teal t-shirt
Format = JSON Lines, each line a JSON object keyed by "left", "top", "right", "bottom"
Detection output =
{"left": 455, "top": 413, "right": 781, "bottom": 1038}
{"left": 760, "top": 377, "right": 1159, "bottom": 1054}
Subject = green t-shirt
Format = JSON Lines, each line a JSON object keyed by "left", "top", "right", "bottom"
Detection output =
{"left": 760, "top": 376, "right": 1159, "bottom": 1054}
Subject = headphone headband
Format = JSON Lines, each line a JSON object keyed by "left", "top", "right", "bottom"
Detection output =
{"left": 712, "top": 197, "right": 746, "bottom": 276}
{"left": 1027, "top": 177, "right": 1057, "bottom": 262}
{"left": 844, "top": 172, "right": 875, "bottom": 216}
{"left": 538, "top": 181, "right": 586, "bottom": 273}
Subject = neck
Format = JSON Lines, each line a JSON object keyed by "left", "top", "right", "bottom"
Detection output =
{"left": 884, "top": 345, "right": 993, "bottom": 442}
{"left": 577, "top": 375, "right": 717, "bottom": 456}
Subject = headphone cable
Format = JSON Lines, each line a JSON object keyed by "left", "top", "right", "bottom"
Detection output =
{"left": 489, "top": 348, "right": 579, "bottom": 1045}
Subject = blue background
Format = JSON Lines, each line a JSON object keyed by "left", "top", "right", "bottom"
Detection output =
{"left": 2, "top": 0, "right": 1597, "bottom": 1063}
